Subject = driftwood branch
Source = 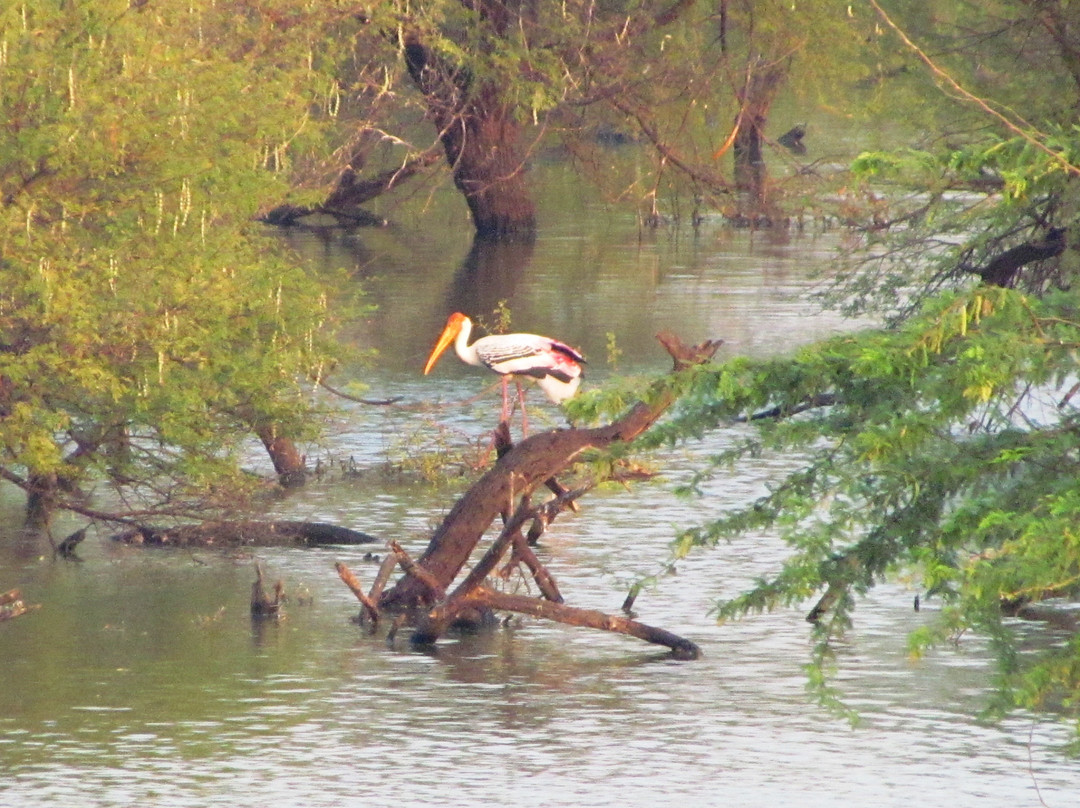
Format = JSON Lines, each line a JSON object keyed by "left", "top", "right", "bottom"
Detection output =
{"left": 368, "top": 552, "right": 399, "bottom": 605}
{"left": 466, "top": 587, "right": 700, "bottom": 659}
{"left": 502, "top": 530, "right": 564, "bottom": 602}
{"left": 388, "top": 540, "right": 446, "bottom": 601}
{"left": 336, "top": 561, "right": 381, "bottom": 624}
{"left": 358, "top": 332, "right": 720, "bottom": 657}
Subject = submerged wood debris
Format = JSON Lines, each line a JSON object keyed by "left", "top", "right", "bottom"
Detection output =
{"left": 336, "top": 332, "right": 722, "bottom": 659}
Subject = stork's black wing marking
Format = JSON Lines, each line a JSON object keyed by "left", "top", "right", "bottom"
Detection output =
{"left": 550, "top": 342, "right": 586, "bottom": 364}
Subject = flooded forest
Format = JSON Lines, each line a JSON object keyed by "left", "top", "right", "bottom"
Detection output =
{"left": 3, "top": 2, "right": 1080, "bottom": 806}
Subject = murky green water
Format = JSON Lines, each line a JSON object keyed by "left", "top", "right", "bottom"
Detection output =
{"left": 1, "top": 165, "right": 1077, "bottom": 807}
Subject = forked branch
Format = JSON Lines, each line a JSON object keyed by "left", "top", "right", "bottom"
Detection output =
{"left": 341, "top": 332, "right": 721, "bottom": 657}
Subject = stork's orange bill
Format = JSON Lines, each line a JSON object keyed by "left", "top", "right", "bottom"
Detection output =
{"left": 423, "top": 313, "right": 466, "bottom": 374}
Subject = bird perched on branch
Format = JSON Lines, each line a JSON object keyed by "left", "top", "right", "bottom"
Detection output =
{"left": 423, "top": 311, "right": 585, "bottom": 426}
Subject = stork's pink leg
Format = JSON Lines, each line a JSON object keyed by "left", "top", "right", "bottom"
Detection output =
{"left": 515, "top": 379, "right": 529, "bottom": 435}
{"left": 500, "top": 376, "right": 510, "bottom": 423}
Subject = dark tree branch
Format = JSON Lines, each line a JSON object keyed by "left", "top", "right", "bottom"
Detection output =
{"left": 466, "top": 587, "right": 701, "bottom": 658}
{"left": 967, "top": 227, "right": 1066, "bottom": 287}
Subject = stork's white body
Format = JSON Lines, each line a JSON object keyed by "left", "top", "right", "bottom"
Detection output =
{"left": 424, "top": 312, "right": 585, "bottom": 405}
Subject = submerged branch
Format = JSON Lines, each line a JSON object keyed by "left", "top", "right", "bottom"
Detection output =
{"left": 467, "top": 587, "right": 701, "bottom": 659}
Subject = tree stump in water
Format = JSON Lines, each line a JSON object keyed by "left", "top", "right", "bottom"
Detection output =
{"left": 250, "top": 562, "right": 285, "bottom": 619}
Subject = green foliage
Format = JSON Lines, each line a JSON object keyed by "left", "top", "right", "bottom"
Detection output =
{"left": 825, "top": 0, "right": 1080, "bottom": 321}
{"left": 633, "top": 284, "right": 1080, "bottom": 732}
{"left": 0, "top": 1, "right": 359, "bottom": 521}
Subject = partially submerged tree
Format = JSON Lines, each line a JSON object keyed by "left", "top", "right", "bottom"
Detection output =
{"left": 0, "top": 2, "right": 358, "bottom": 535}
{"left": 337, "top": 333, "right": 721, "bottom": 657}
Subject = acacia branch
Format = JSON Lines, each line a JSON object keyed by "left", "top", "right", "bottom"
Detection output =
{"left": 869, "top": 0, "right": 1079, "bottom": 177}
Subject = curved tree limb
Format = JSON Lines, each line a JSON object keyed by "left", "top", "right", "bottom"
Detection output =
{"left": 380, "top": 332, "right": 722, "bottom": 610}
{"left": 366, "top": 332, "right": 720, "bottom": 657}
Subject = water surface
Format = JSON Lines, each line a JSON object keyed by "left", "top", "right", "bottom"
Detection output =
{"left": 1, "top": 166, "right": 1077, "bottom": 807}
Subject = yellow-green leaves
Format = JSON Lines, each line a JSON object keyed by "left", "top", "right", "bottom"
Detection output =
{"left": 0, "top": 1, "right": 357, "bottom": 517}
{"left": 663, "top": 280, "right": 1080, "bottom": 731}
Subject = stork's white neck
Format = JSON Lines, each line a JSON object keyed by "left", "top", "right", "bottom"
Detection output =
{"left": 454, "top": 317, "right": 482, "bottom": 367}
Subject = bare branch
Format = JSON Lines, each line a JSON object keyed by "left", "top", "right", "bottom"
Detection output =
{"left": 869, "top": 0, "right": 1080, "bottom": 177}
{"left": 336, "top": 561, "right": 381, "bottom": 624}
{"left": 468, "top": 587, "right": 701, "bottom": 658}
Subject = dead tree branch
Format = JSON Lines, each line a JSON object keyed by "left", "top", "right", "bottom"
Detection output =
{"left": 336, "top": 561, "right": 381, "bottom": 624}
{"left": 388, "top": 539, "right": 446, "bottom": 601}
{"left": 358, "top": 332, "right": 720, "bottom": 657}
{"left": 464, "top": 587, "right": 701, "bottom": 658}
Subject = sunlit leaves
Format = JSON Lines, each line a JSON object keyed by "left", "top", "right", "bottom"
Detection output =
{"left": 0, "top": 1, "right": 358, "bottom": 518}
{"left": 641, "top": 281, "right": 1080, "bottom": 727}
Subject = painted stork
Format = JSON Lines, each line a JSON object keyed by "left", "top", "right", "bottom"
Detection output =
{"left": 422, "top": 312, "right": 585, "bottom": 425}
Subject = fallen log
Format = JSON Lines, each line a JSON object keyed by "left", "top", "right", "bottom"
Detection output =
{"left": 360, "top": 332, "right": 720, "bottom": 657}
{"left": 113, "top": 520, "right": 379, "bottom": 549}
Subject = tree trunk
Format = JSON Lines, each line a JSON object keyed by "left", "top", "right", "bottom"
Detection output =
{"left": 403, "top": 27, "right": 536, "bottom": 240}
{"left": 254, "top": 425, "right": 307, "bottom": 487}
{"left": 732, "top": 56, "right": 788, "bottom": 221}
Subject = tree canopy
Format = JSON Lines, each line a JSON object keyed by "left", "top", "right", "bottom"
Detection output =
{"left": 284, "top": 0, "right": 889, "bottom": 230}
{"left": 0, "top": 1, "right": 358, "bottom": 530}
{"left": 564, "top": 0, "right": 1080, "bottom": 738}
